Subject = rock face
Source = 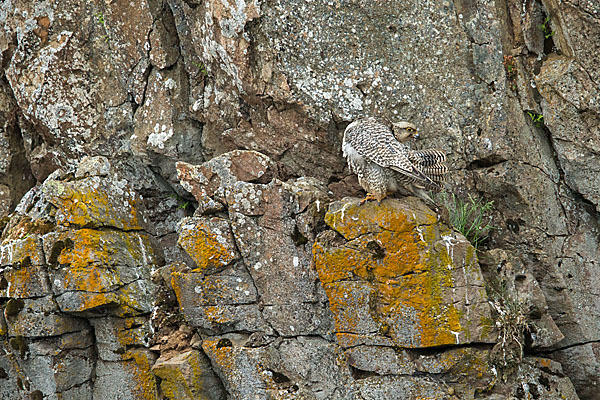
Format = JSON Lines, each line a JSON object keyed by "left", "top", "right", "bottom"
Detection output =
{"left": 0, "top": 0, "right": 598, "bottom": 398}
{"left": 0, "top": 161, "right": 159, "bottom": 399}
{"left": 314, "top": 199, "right": 494, "bottom": 349}
{"left": 167, "top": 153, "right": 576, "bottom": 399}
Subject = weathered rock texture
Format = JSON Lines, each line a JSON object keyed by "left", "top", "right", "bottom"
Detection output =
{"left": 0, "top": 0, "right": 598, "bottom": 398}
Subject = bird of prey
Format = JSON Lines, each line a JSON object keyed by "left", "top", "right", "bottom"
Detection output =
{"left": 342, "top": 117, "right": 447, "bottom": 205}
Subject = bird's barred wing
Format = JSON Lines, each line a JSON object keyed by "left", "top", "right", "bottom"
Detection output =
{"left": 345, "top": 119, "right": 442, "bottom": 190}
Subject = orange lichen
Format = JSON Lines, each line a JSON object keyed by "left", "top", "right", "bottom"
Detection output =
{"left": 1, "top": 235, "right": 45, "bottom": 266}
{"left": 536, "top": 358, "right": 553, "bottom": 369}
{"left": 202, "top": 338, "right": 235, "bottom": 371}
{"left": 126, "top": 349, "right": 159, "bottom": 400}
{"left": 50, "top": 230, "right": 154, "bottom": 312}
{"left": 1, "top": 216, "right": 54, "bottom": 242}
{"left": 203, "top": 306, "right": 233, "bottom": 324}
{"left": 152, "top": 351, "right": 213, "bottom": 399}
{"left": 325, "top": 200, "right": 436, "bottom": 240}
{"left": 47, "top": 179, "right": 142, "bottom": 230}
{"left": 1, "top": 265, "right": 46, "bottom": 299}
{"left": 314, "top": 200, "right": 463, "bottom": 348}
{"left": 170, "top": 271, "right": 184, "bottom": 307}
{"left": 177, "top": 218, "right": 236, "bottom": 273}
{"left": 321, "top": 282, "right": 372, "bottom": 333}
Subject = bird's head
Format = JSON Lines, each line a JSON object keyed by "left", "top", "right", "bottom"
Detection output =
{"left": 391, "top": 121, "right": 419, "bottom": 142}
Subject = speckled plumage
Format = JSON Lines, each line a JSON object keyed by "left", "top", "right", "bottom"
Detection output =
{"left": 343, "top": 117, "right": 447, "bottom": 203}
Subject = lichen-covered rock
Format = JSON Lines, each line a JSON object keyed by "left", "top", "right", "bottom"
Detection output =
{"left": 176, "top": 216, "right": 239, "bottom": 273}
{"left": 171, "top": 263, "right": 268, "bottom": 335}
{"left": 42, "top": 176, "right": 149, "bottom": 231}
{"left": 151, "top": 350, "right": 225, "bottom": 400}
{"left": 201, "top": 334, "right": 352, "bottom": 400}
{"left": 5, "top": 296, "right": 87, "bottom": 337}
{"left": 174, "top": 152, "right": 333, "bottom": 338}
{"left": 93, "top": 350, "right": 159, "bottom": 400}
{"left": 176, "top": 150, "right": 273, "bottom": 215}
{"left": 0, "top": 158, "right": 159, "bottom": 399}
{"left": 1, "top": 0, "right": 598, "bottom": 397}
{"left": 314, "top": 198, "right": 494, "bottom": 349}
{"left": 169, "top": 151, "right": 576, "bottom": 399}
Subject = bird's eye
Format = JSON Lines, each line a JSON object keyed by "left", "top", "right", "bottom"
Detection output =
{"left": 408, "top": 128, "right": 416, "bottom": 132}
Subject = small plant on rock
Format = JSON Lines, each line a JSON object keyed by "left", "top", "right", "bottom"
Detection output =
{"left": 486, "top": 278, "right": 529, "bottom": 382}
{"left": 192, "top": 61, "right": 208, "bottom": 77}
{"left": 538, "top": 15, "right": 555, "bottom": 39}
{"left": 527, "top": 111, "right": 544, "bottom": 127}
{"left": 439, "top": 193, "right": 494, "bottom": 249}
{"left": 95, "top": 11, "right": 109, "bottom": 42}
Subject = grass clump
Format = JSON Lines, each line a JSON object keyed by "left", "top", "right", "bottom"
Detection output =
{"left": 440, "top": 193, "right": 494, "bottom": 248}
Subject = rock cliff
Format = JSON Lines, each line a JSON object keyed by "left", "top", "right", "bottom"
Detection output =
{"left": 0, "top": 0, "right": 598, "bottom": 399}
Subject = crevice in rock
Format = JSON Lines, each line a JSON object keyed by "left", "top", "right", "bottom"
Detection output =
{"left": 537, "top": 339, "right": 600, "bottom": 354}
{"left": 0, "top": 82, "right": 37, "bottom": 211}
{"left": 406, "top": 341, "right": 495, "bottom": 356}
{"left": 467, "top": 156, "right": 508, "bottom": 170}
{"left": 54, "top": 375, "right": 94, "bottom": 394}
{"left": 536, "top": 119, "right": 599, "bottom": 221}
{"left": 349, "top": 364, "right": 380, "bottom": 380}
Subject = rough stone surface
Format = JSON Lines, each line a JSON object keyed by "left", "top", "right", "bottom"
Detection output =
{"left": 0, "top": 160, "right": 160, "bottom": 399}
{"left": 314, "top": 198, "right": 494, "bottom": 349}
{"left": 164, "top": 153, "right": 576, "bottom": 399}
{"left": 0, "top": 0, "right": 597, "bottom": 398}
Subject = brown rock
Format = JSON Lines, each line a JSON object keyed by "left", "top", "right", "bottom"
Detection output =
{"left": 176, "top": 150, "right": 273, "bottom": 215}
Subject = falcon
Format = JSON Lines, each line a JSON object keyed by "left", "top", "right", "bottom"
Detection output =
{"left": 342, "top": 117, "right": 447, "bottom": 205}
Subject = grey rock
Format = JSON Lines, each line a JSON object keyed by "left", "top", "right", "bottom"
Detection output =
{"left": 5, "top": 297, "right": 87, "bottom": 338}
{"left": 93, "top": 352, "right": 158, "bottom": 400}
{"left": 536, "top": 55, "right": 600, "bottom": 210}
{"left": 75, "top": 156, "right": 111, "bottom": 178}
{"left": 349, "top": 376, "right": 448, "bottom": 400}
{"left": 345, "top": 346, "right": 415, "bottom": 376}
{"left": 170, "top": 262, "right": 269, "bottom": 335}
{"left": 1, "top": 0, "right": 599, "bottom": 397}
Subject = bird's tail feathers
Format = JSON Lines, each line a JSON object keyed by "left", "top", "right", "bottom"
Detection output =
{"left": 419, "top": 164, "right": 448, "bottom": 177}
{"left": 408, "top": 149, "right": 446, "bottom": 166}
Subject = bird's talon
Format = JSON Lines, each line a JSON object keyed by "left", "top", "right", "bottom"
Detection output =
{"left": 360, "top": 193, "right": 376, "bottom": 204}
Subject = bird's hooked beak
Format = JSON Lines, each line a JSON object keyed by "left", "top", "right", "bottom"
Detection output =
{"left": 413, "top": 131, "right": 420, "bottom": 139}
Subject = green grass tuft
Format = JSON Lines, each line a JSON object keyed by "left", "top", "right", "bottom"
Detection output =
{"left": 440, "top": 193, "right": 494, "bottom": 248}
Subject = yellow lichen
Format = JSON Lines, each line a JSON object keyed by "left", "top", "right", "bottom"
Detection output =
{"left": 203, "top": 338, "right": 235, "bottom": 371}
{"left": 49, "top": 179, "right": 142, "bottom": 230}
{"left": 203, "top": 306, "right": 233, "bottom": 324}
{"left": 152, "top": 351, "right": 211, "bottom": 399}
{"left": 126, "top": 349, "right": 159, "bottom": 400}
{"left": 315, "top": 200, "right": 464, "bottom": 348}
{"left": 51, "top": 230, "right": 154, "bottom": 312}
{"left": 177, "top": 219, "right": 235, "bottom": 273}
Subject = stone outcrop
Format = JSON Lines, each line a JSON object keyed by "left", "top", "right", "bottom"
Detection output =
{"left": 0, "top": 0, "right": 599, "bottom": 398}
{"left": 0, "top": 158, "right": 159, "bottom": 399}
{"left": 314, "top": 198, "right": 494, "bottom": 349}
